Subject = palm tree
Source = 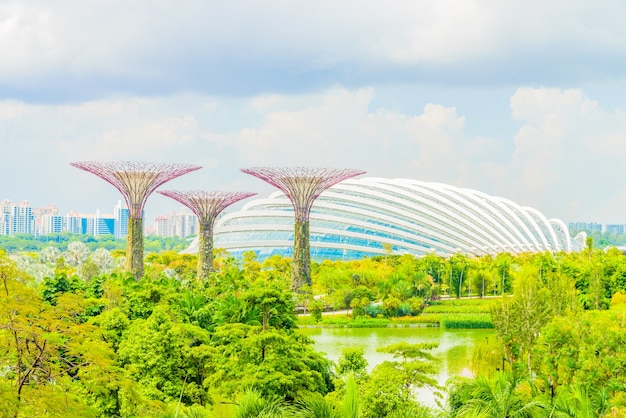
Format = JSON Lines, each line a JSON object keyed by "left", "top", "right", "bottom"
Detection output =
{"left": 550, "top": 385, "right": 611, "bottom": 418}
{"left": 292, "top": 393, "right": 344, "bottom": 418}
{"left": 235, "top": 390, "right": 291, "bottom": 418}
{"left": 452, "top": 372, "right": 546, "bottom": 417}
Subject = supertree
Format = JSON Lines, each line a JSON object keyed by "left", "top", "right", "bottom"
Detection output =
{"left": 157, "top": 190, "right": 256, "bottom": 283}
{"left": 70, "top": 161, "right": 201, "bottom": 279}
{"left": 241, "top": 167, "right": 365, "bottom": 291}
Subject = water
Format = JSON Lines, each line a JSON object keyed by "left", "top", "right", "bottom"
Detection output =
{"left": 298, "top": 327, "right": 494, "bottom": 407}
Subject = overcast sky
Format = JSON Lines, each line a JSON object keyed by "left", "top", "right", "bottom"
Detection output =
{"left": 2, "top": 0, "right": 626, "bottom": 225}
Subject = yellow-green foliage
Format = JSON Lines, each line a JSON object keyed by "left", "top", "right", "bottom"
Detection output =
{"left": 611, "top": 291, "right": 626, "bottom": 306}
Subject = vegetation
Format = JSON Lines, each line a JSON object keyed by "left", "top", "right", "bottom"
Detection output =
{"left": 2, "top": 239, "right": 626, "bottom": 416}
{"left": 0, "top": 233, "right": 190, "bottom": 254}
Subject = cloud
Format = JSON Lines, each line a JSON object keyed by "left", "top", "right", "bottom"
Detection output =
{"left": 206, "top": 88, "right": 507, "bottom": 192}
{"left": 3, "top": 85, "right": 626, "bottom": 224}
{"left": 509, "top": 87, "right": 626, "bottom": 222}
{"left": 2, "top": 1, "right": 626, "bottom": 100}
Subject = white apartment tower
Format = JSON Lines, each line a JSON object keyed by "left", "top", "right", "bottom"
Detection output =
{"left": 152, "top": 209, "right": 198, "bottom": 238}
{"left": 0, "top": 199, "right": 35, "bottom": 235}
{"left": 114, "top": 200, "right": 129, "bottom": 238}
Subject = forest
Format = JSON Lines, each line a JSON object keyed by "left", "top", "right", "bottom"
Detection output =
{"left": 2, "top": 238, "right": 626, "bottom": 417}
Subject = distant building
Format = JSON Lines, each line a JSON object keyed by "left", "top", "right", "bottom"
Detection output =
{"left": 93, "top": 210, "right": 115, "bottom": 236}
{"left": 568, "top": 221, "right": 603, "bottom": 233}
{"left": 153, "top": 215, "right": 169, "bottom": 237}
{"left": 0, "top": 199, "right": 35, "bottom": 235}
{"left": 114, "top": 200, "right": 129, "bottom": 239}
{"left": 0, "top": 199, "right": 144, "bottom": 238}
{"left": 0, "top": 199, "right": 10, "bottom": 235}
{"left": 40, "top": 214, "right": 64, "bottom": 234}
{"left": 606, "top": 224, "right": 626, "bottom": 235}
{"left": 65, "top": 211, "right": 82, "bottom": 234}
{"left": 35, "top": 204, "right": 62, "bottom": 235}
{"left": 152, "top": 209, "right": 198, "bottom": 238}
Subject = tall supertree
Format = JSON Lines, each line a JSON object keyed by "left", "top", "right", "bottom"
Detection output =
{"left": 241, "top": 167, "right": 365, "bottom": 291}
{"left": 70, "top": 161, "right": 201, "bottom": 279}
{"left": 157, "top": 190, "right": 256, "bottom": 283}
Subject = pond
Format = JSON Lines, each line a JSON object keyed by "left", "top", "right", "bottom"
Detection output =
{"left": 298, "top": 327, "right": 495, "bottom": 408}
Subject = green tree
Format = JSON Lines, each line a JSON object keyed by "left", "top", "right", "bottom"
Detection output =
{"left": 360, "top": 342, "right": 439, "bottom": 417}
{"left": 206, "top": 324, "right": 333, "bottom": 401}
{"left": 309, "top": 299, "right": 324, "bottom": 322}
{"left": 116, "top": 306, "right": 213, "bottom": 406}
{"left": 336, "top": 347, "right": 368, "bottom": 380}
{"left": 492, "top": 266, "right": 551, "bottom": 376}
{"left": 382, "top": 296, "right": 401, "bottom": 318}
{"left": 241, "top": 284, "right": 296, "bottom": 331}
{"left": 0, "top": 256, "right": 123, "bottom": 416}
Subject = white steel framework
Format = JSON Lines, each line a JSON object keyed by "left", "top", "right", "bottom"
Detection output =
{"left": 185, "top": 177, "right": 583, "bottom": 260}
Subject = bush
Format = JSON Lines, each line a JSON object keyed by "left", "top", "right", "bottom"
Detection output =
{"left": 382, "top": 297, "right": 400, "bottom": 318}
{"left": 365, "top": 303, "right": 384, "bottom": 318}
{"left": 392, "top": 314, "right": 441, "bottom": 325}
{"left": 309, "top": 299, "right": 324, "bottom": 322}
{"left": 350, "top": 297, "right": 370, "bottom": 318}
{"left": 422, "top": 303, "right": 493, "bottom": 314}
{"left": 440, "top": 314, "right": 493, "bottom": 329}
{"left": 612, "top": 291, "right": 626, "bottom": 306}
{"left": 349, "top": 317, "right": 391, "bottom": 328}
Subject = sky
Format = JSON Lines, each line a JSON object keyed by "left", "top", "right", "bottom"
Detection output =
{"left": 3, "top": 0, "right": 626, "bottom": 225}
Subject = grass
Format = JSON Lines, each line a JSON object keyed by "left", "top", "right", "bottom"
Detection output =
{"left": 296, "top": 296, "right": 500, "bottom": 328}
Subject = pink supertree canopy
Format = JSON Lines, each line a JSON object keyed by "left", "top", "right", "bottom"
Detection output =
{"left": 240, "top": 167, "right": 366, "bottom": 222}
{"left": 156, "top": 190, "right": 256, "bottom": 223}
{"left": 70, "top": 161, "right": 202, "bottom": 218}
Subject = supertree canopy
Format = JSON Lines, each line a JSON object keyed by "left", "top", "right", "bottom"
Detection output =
{"left": 241, "top": 167, "right": 365, "bottom": 291}
{"left": 157, "top": 190, "right": 256, "bottom": 283}
{"left": 70, "top": 161, "right": 201, "bottom": 279}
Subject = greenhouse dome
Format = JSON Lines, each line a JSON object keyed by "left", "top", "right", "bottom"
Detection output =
{"left": 184, "top": 177, "right": 585, "bottom": 261}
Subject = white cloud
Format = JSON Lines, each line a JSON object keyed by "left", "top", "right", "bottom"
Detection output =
{"left": 509, "top": 87, "right": 626, "bottom": 222}
{"left": 2, "top": 1, "right": 626, "bottom": 95}
{"left": 3, "top": 85, "right": 626, "bottom": 224}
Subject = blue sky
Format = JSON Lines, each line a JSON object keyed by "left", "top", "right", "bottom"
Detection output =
{"left": 2, "top": 0, "right": 626, "bottom": 224}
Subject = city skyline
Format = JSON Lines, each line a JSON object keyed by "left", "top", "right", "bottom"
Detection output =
{"left": 3, "top": 2, "right": 626, "bottom": 223}
{"left": 0, "top": 197, "right": 200, "bottom": 238}
{"left": 4, "top": 194, "right": 626, "bottom": 239}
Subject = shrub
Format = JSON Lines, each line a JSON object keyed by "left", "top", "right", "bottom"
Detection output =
{"left": 350, "top": 297, "right": 370, "bottom": 318}
{"left": 612, "top": 291, "right": 626, "bottom": 306}
{"left": 309, "top": 299, "right": 324, "bottom": 322}
{"left": 440, "top": 314, "right": 493, "bottom": 329}
{"left": 382, "top": 297, "right": 400, "bottom": 318}
{"left": 349, "top": 317, "right": 391, "bottom": 328}
{"left": 365, "top": 303, "right": 384, "bottom": 318}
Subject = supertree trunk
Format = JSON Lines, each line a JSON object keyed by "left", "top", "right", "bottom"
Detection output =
{"left": 241, "top": 167, "right": 365, "bottom": 292}
{"left": 292, "top": 219, "right": 311, "bottom": 290}
{"left": 197, "top": 220, "right": 214, "bottom": 283}
{"left": 157, "top": 190, "right": 256, "bottom": 284}
{"left": 126, "top": 216, "right": 144, "bottom": 279}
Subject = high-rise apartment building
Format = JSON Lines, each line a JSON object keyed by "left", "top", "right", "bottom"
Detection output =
{"left": 36, "top": 204, "right": 62, "bottom": 235}
{"left": 0, "top": 199, "right": 11, "bottom": 235}
{"left": 0, "top": 199, "right": 35, "bottom": 235}
{"left": 94, "top": 209, "right": 115, "bottom": 236}
{"left": 606, "top": 224, "right": 626, "bottom": 235}
{"left": 65, "top": 211, "right": 82, "bottom": 234}
{"left": 114, "top": 200, "right": 129, "bottom": 239}
{"left": 568, "top": 222, "right": 603, "bottom": 232}
{"left": 40, "top": 214, "right": 64, "bottom": 234}
{"left": 152, "top": 209, "right": 198, "bottom": 238}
